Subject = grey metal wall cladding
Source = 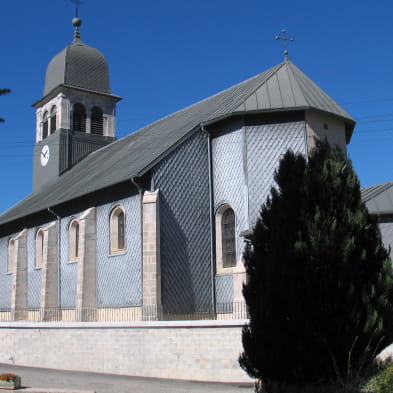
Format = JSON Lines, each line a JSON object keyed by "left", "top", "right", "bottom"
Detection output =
{"left": 152, "top": 131, "right": 212, "bottom": 313}
{"left": 379, "top": 222, "right": 393, "bottom": 259}
{"left": 60, "top": 218, "right": 77, "bottom": 308}
{"left": 215, "top": 274, "right": 233, "bottom": 312}
{"left": 27, "top": 227, "right": 41, "bottom": 309}
{"left": 0, "top": 237, "right": 11, "bottom": 309}
{"left": 212, "top": 128, "right": 247, "bottom": 260}
{"left": 246, "top": 122, "right": 307, "bottom": 227}
{"left": 96, "top": 197, "right": 142, "bottom": 307}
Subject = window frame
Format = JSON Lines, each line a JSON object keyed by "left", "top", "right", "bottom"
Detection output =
{"left": 110, "top": 206, "right": 126, "bottom": 255}
{"left": 215, "top": 204, "right": 237, "bottom": 274}
{"left": 42, "top": 111, "right": 49, "bottom": 139}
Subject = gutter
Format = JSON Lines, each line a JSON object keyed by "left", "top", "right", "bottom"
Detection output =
{"left": 201, "top": 123, "right": 216, "bottom": 315}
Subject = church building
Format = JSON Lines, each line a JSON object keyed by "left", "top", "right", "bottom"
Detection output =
{"left": 0, "top": 17, "right": 356, "bottom": 322}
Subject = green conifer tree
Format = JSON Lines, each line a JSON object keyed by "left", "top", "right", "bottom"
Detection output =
{"left": 0, "top": 88, "right": 11, "bottom": 123}
{"left": 239, "top": 140, "right": 393, "bottom": 391}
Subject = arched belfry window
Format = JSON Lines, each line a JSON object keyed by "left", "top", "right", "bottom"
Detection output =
{"left": 72, "top": 103, "right": 86, "bottom": 133}
{"left": 68, "top": 219, "right": 80, "bottom": 261}
{"left": 50, "top": 106, "right": 57, "bottom": 134}
{"left": 215, "top": 204, "right": 237, "bottom": 273}
{"left": 35, "top": 229, "right": 44, "bottom": 269}
{"left": 42, "top": 111, "right": 49, "bottom": 139}
{"left": 91, "top": 106, "right": 104, "bottom": 136}
{"left": 110, "top": 206, "right": 125, "bottom": 254}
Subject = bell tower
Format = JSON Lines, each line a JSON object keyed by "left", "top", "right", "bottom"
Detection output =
{"left": 32, "top": 16, "right": 121, "bottom": 192}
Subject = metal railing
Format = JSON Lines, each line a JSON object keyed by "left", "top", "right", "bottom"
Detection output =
{"left": 0, "top": 302, "right": 248, "bottom": 323}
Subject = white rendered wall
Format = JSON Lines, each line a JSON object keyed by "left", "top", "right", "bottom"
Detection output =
{"left": 0, "top": 321, "right": 252, "bottom": 383}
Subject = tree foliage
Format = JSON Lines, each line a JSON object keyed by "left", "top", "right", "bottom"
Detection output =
{"left": 0, "top": 88, "right": 11, "bottom": 123}
{"left": 239, "top": 140, "right": 393, "bottom": 390}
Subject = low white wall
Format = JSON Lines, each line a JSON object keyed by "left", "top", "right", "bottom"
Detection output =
{"left": 0, "top": 320, "right": 252, "bottom": 383}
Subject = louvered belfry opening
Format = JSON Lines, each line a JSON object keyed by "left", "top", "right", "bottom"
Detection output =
{"left": 72, "top": 103, "right": 87, "bottom": 133}
{"left": 222, "top": 207, "right": 236, "bottom": 268}
{"left": 50, "top": 106, "right": 57, "bottom": 134}
{"left": 91, "top": 106, "right": 104, "bottom": 135}
{"left": 42, "top": 111, "right": 49, "bottom": 139}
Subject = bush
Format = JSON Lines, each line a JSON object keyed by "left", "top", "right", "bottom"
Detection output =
{"left": 365, "top": 362, "right": 393, "bottom": 393}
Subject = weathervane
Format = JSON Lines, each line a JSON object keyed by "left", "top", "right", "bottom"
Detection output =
{"left": 70, "top": 0, "right": 84, "bottom": 18}
{"left": 70, "top": 0, "right": 84, "bottom": 40}
{"left": 275, "top": 29, "right": 294, "bottom": 60}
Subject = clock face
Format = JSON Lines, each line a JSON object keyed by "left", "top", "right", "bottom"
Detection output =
{"left": 40, "top": 145, "right": 50, "bottom": 166}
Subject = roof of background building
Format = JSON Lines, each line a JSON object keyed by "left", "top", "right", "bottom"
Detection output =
{"left": 361, "top": 181, "right": 393, "bottom": 215}
{"left": 0, "top": 59, "right": 356, "bottom": 227}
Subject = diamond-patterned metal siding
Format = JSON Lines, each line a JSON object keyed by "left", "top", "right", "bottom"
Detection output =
{"left": 246, "top": 122, "right": 307, "bottom": 227}
{"left": 379, "top": 222, "right": 393, "bottom": 259}
{"left": 212, "top": 128, "right": 247, "bottom": 262}
{"left": 215, "top": 274, "right": 233, "bottom": 312}
{"left": 96, "top": 196, "right": 142, "bottom": 307}
{"left": 60, "top": 217, "right": 77, "bottom": 308}
{"left": 152, "top": 131, "right": 212, "bottom": 313}
{"left": 27, "top": 227, "right": 41, "bottom": 308}
{"left": 0, "top": 237, "right": 11, "bottom": 309}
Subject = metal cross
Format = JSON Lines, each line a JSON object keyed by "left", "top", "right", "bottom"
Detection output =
{"left": 70, "top": 0, "right": 84, "bottom": 17}
{"left": 275, "top": 29, "right": 294, "bottom": 59}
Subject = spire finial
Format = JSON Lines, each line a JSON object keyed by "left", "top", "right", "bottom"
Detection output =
{"left": 71, "top": 0, "right": 84, "bottom": 41}
{"left": 275, "top": 28, "right": 294, "bottom": 60}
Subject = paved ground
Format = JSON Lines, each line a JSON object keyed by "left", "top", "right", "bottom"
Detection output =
{"left": 0, "top": 363, "right": 254, "bottom": 393}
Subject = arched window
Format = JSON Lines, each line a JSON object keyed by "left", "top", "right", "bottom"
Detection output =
{"left": 110, "top": 206, "right": 125, "bottom": 254}
{"left": 91, "top": 106, "right": 104, "bottom": 135}
{"left": 35, "top": 229, "right": 44, "bottom": 269}
{"left": 7, "top": 238, "right": 16, "bottom": 273}
{"left": 215, "top": 204, "right": 237, "bottom": 272}
{"left": 72, "top": 103, "right": 86, "bottom": 133}
{"left": 68, "top": 219, "right": 80, "bottom": 261}
{"left": 50, "top": 106, "right": 57, "bottom": 134}
{"left": 42, "top": 111, "right": 49, "bottom": 139}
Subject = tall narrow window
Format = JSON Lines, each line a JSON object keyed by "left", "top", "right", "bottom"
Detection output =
{"left": 42, "top": 111, "right": 49, "bottom": 139}
{"left": 221, "top": 208, "right": 236, "bottom": 268}
{"left": 215, "top": 204, "right": 237, "bottom": 273}
{"left": 35, "top": 229, "right": 44, "bottom": 269}
{"left": 91, "top": 106, "right": 104, "bottom": 135}
{"left": 50, "top": 106, "right": 57, "bottom": 134}
{"left": 7, "top": 238, "right": 16, "bottom": 273}
{"left": 68, "top": 219, "right": 80, "bottom": 261}
{"left": 110, "top": 206, "right": 126, "bottom": 254}
{"left": 72, "top": 103, "right": 86, "bottom": 133}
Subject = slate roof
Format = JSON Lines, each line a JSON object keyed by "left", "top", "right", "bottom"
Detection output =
{"left": 43, "top": 37, "right": 111, "bottom": 96}
{"left": 361, "top": 181, "right": 393, "bottom": 215}
{"left": 0, "top": 59, "right": 355, "bottom": 227}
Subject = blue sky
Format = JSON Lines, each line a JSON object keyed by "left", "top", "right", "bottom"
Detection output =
{"left": 0, "top": 0, "right": 392, "bottom": 213}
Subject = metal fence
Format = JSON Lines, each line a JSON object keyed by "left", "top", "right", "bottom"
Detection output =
{"left": 0, "top": 302, "right": 248, "bottom": 323}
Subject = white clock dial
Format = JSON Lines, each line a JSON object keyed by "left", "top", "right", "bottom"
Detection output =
{"left": 40, "top": 145, "right": 50, "bottom": 166}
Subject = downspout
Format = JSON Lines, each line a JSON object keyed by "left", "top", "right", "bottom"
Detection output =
{"left": 47, "top": 207, "right": 61, "bottom": 307}
{"left": 131, "top": 177, "right": 144, "bottom": 307}
{"left": 201, "top": 123, "right": 216, "bottom": 315}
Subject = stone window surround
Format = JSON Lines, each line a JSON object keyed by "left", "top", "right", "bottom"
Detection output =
{"left": 215, "top": 203, "right": 238, "bottom": 275}
{"left": 68, "top": 219, "right": 80, "bottom": 262}
{"left": 7, "top": 237, "right": 16, "bottom": 274}
{"left": 109, "top": 205, "right": 126, "bottom": 255}
{"left": 35, "top": 229, "right": 45, "bottom": 269}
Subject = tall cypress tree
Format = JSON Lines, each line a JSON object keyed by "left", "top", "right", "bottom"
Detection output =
{"left": 239, "top": 140, "right": 393, "bottom": 391}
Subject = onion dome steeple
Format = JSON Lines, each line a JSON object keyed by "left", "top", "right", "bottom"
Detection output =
{"left": 42, "top": 17, "right": 112, "bottom": 97}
